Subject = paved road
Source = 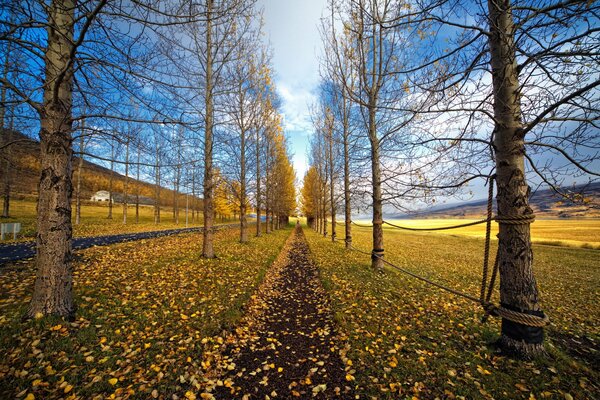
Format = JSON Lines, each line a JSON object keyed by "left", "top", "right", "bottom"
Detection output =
{"left": 0, "top": 223, "right": 241, "bottom": 265}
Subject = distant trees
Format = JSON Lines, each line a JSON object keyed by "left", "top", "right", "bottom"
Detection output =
{"left": 1, "top": 0, "right": 295, "bottom": 320}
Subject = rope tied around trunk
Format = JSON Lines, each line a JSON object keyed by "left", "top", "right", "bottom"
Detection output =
{"left": 336, "top": 175, "right": 548, "bottom": 328}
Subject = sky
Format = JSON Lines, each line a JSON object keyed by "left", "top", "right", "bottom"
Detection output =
{"left": 258, "top": 0, "right": 327, "bottom": 182}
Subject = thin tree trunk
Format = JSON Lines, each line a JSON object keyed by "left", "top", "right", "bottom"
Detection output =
{"left": 108, "top": 142, "right": 114, "bottom": 219}
{"left": 202, "top": 0, "right": 215, "bottom": 257}
{"left": 27, "top": 0, "right": 75, "bottom": 319}
{"left": 265, "top": 149, "right": 271, "bottom": 234}
{"left": 135, "top": 140, "right": 140, "bottom": 223}
{"left": 369, "top": 105, "right": 384, "bottom": 272}
{"left": 240, "top": 128, "right": 248, "bottom": 242}
{"left": 123, "top": 137, "right": 129, "bottom": 225}
{"left": 154, "top": 145, "right": 161, "bottom": 224}
{"left": 488, "top": 0, "right": 545, "bottom": 357}
{"left": 327, "top": 114, "right": 336, "bottom": 242}
{"left": 342, "top": 93, "right": 351, "bottom": 248}
{"left": 75, "top": 121, "right": 85, "bottom": 225}
{"left": 255, "top": 128, "right": 261, "bottom": 237}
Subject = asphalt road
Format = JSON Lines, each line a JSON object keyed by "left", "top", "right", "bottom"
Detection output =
{"left": 0, "top": 223, "right": 241, "bottom": 265}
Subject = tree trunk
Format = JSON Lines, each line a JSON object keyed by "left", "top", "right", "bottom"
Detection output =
{"left": 75, "top": 123, "right": 85, "bottom": 225}
{"left": 27, "top": 0, "right": 75, "bottom": 319}
{"left": 240, "top": 128, "right": 248, "bottom": 242}
{"left": 265, "top": 155, "right": 271, "bottom": 234}
{"left": 488, "top": 0, "right": 545, "bottom": 357}
{"left": 108, "top": 142, "right": 114, "bottom": 219}
{"left": 369, "top": 105, "right": 384, "bottom": 272}
{"left": 342, "top": 93, "right": 351, "bottom": 248}
{"left": 135, "top": 141, "right": 140, "bottom": 224}
{"left": 123, "top": 137, "right": 129, "bottom": 225}
{"left": 202, "top": 0, "right": 215, "bottom": 257}
{"left": 255, "top": 128, "right": 261, "bottom": 237}
{"left": 1, "top": 37, "right": 12, "bottom": 219}
{"left": 328, "top": 114, "right": 336, "bottom": 242}
{"left": 154, "top": 145, "right": 161, "bottom": 224}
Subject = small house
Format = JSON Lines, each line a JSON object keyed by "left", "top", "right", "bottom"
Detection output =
{"left": 91, "top": 190, "right": 112, "bottom": 202}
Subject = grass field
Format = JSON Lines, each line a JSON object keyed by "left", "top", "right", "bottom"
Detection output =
{"left": 360, "top": 218, "right": 600, "bottom": 249}
{"left": 1, "top": 199, "right": 239, "bottom": 241}
{"left": 305, "top": 223, "right": 599, "bottom": 399}
{"left": 0, "top": 226, "right": 292, "bottom": 399}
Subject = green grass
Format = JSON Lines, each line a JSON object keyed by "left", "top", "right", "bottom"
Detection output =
{"left": 0, "top": 225, "right": 291, "bottom": 399}
{"left": 305, "top": 223, "right": 599, "bottom": 399}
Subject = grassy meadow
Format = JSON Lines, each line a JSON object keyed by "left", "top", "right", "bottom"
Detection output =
{"left": 363, "top": 218, "right": 600, "bottom": 249}
{"left": 305, "top": 221, "right": 599, "bottom": 399}
{"left": 0, "top": 226, "right": 292, "bottom": 399}
{"left": 1, "top": 199, "right": 239, "bottom": 241}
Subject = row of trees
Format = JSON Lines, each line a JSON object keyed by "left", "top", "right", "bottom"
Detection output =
{"left": 0, "top": 0, "right": 296, "bottom": 320}
{"left": 302, "top": 0, "right": 599, "bottom": 357}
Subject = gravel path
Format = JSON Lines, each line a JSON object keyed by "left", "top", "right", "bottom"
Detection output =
{"left": 211, "top": 227, "right": 354, "bottom": 399}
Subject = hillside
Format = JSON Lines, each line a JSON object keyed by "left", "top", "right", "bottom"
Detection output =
{"left": 399, "top": 182, "right": 600, "bottom": 219}
{"left": 1, "top": 130, "right": 199, "bottom": 208}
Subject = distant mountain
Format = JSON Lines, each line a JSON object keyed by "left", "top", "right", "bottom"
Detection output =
{"left": 393, "top": 182, "right": 600, "bottom": 219}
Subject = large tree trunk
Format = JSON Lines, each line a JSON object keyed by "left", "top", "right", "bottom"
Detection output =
{"left": 488, "top": 0, "right": 545, "bottom": 357}
{"left": 1, "top": 38, "right": 12, "bottom": 219}
{"left": 369, "top": 105, "right": 384, "bottom": 272}
{"left": 27, "top": 0, "right": 75, "bottom": 319}
{"left": 202, "top": 0, "right": 215, "bottom": 257}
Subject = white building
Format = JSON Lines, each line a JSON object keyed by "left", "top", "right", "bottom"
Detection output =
{"left": 90, "top": 190, "right": 111, "bottom": 202}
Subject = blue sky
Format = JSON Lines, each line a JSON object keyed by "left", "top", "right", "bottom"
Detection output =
{"left": 258, "top": 0, "right": 327, "bottom": 182}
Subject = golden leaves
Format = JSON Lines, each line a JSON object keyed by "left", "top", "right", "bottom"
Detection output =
{"left": 0, "top": 228, "right": 291, "bottom": 399}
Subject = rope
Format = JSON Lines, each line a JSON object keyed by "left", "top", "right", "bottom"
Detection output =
{"left": 333, "top": 175, "right": 547, "bottom": 328}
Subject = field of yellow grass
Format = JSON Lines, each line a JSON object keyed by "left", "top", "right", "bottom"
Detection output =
{"left": 1, "top": 199, "right": 239, "bottom": 241}
{"left": 306, "top": 221, "right": 600, "bottom": 398}
{"left": 358, "top": 218, "right": 600, "bottom": 249}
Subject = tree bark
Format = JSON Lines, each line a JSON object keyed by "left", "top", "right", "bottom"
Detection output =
{"left": 135, "top": 140, "right": 140, "bottom": 223}
{"left": 369, "top": 105, "right": 384, "bottom": 272}
{"left": 240, "top": 127, "right": 248, "bottom": 242}
{"left": 488, "top": 0, "right": 545, "bottom": 357}
{"left": 202, "top": 0, "right": 215, "bottom": 257}
{"left": 27, "top": 0, "right": 76, "bottom": 319}
{"left": 123, "top": 136, "right": 129, "bottom": 225}
{"left": 1, "top": 37, "right": 12, "bottom": 219}
{"left": 327, "top": 112, "right": 336, "bottom": 242}
{"left": 154, "top": 142, "right": 161, "bottom": 224}
{"left": 75, "top": 121, "right": 85, "bottom": 225}
{"left": 255, "top": 128, "right": 261, "bottom": 237}
{"left": 108, "top": 141, "right": 114, "bottom": 219}
{"left": 342, "top": 93, "right": 351, "bottom": 248}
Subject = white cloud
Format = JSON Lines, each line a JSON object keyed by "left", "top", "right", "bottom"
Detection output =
{"left": 277, "top": 82, "right": 316, "bottom": 132}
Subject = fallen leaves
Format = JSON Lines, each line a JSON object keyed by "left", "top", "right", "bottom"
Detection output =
{"left": 303, "top": 226, "right": 600, "bottom": 399}
{"left": 0, "top": 228, "right": 291, "bottom": 399}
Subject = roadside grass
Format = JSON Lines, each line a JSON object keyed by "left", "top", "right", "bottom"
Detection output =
{"left": 375, "top": 218, "right": 600, "bottom": 249}
{"left": 0, "top": 226, "right": 291, "bottom": 399}
{"left": 305, "top": 225, "right": 599, "bottom": 399}
{"left": 0, "top": 199, "right": 242, "bottom": 242}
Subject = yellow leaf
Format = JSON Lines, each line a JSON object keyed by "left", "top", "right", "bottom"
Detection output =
{"left": 108, "top": 378, "right": 118, "bottom": 386}
{"left": 346, "top": 374, "right": 355, "bottom": 381}
{"left": 25, "top": 394, "right": 35, "bottom": 400}
{"left": 180, "top": 314, "right": 189, "bottom": 320}
{"left": 64, "top": 384, "right": 73, "bottom": 393}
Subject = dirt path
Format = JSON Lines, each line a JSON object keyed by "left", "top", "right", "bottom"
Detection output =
{"left": 210, "top": 227, "right": 354, "bottom": 399}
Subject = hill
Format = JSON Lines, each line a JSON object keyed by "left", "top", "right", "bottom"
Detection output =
{"left": 397, "top": 182, "right": 600, "bottom": 219}
{"left": 1, "top": 129, "right": 199, "bottom": 209}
